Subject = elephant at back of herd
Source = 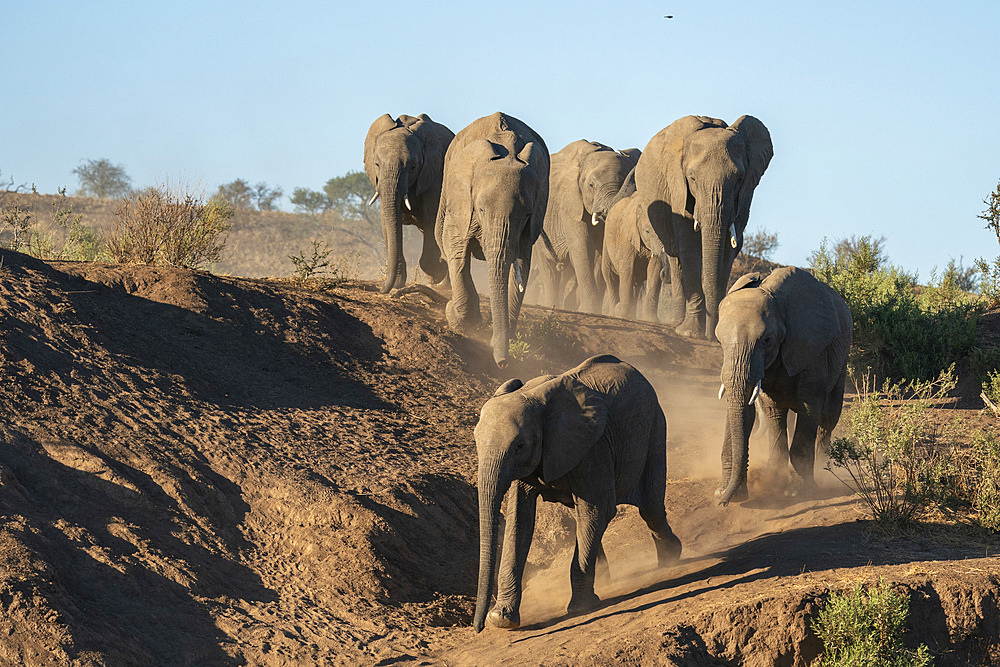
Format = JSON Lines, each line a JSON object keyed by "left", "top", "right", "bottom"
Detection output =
{"left": 363, "top": 112, "right": 771, "bottom": 365}
{"left": 527, "top": 114, "right": 773, "bottom": 339}
{"left": 533, "top": 140, "right": 640, "bottom": 314}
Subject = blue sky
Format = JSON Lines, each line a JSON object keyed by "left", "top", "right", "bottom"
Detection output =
{"left": 5, "top": 1, "right": 999, "bottom": 278}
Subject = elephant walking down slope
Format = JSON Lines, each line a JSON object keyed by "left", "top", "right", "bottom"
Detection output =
{"left": 715, "top": 267, "right": 852, "bottom": 506}
{"left": 635, "top": 115, "right": 773, "bottom": 339}
{"left": 536, "top": 140, "right": 641, "bottom": 313}
{"left": 473, "top": 354, "right": 682, "bottom": 632}
{"left": 364, "top": 113, "right": 454, "bottom": 293}
{"left": 437, "top": 112, "right": 549, "bottom": 367}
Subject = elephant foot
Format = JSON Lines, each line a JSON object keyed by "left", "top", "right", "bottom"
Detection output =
{"left": 567, "top": 590, "right": 601, "bottom": 617}
{"left": 675, "top": 317, "right": 703, "bottom": 339}
{"left": 654, "top": 533, "right": 682, "bottom": 567}
{"left": 714, "top": 483, "right": 749, "bottom": 505}
{"left": 486, "top": 606, "right": 520, "bottom": 630}
{"left": 445, "top": 300, "right": 479, "bottom": 334}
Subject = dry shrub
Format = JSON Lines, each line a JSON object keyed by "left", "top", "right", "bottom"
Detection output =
{"left": 107, "top": 186, "right": 234, "bottom": 269}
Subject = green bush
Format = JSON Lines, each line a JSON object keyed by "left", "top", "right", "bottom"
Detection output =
{"left": 827, "top": 368, "right": 956, "bottom": 528}
{"left": 811, "top": 237, "right": 980, "bottom": 382}
{"left": 811, "top": 578, "right": 932, "bottom": 667}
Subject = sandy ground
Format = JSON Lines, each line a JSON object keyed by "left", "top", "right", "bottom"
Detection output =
{"left": 0, "top": 250, "right": 996, "bottom": 666}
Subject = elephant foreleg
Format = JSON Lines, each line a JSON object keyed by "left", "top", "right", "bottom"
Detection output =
{"left": 641, "top": 254, "right": 663, "bottom": 322}
{"left": 761, "top": 401, "right": 790, "bottom": 471}
{"left": 618, "top": 259, "right": 637, "bottom": 320}
{"left": 664, "top": 255, "right": 685, "bottom": 326}
{"left": 566, "top": 233, "right": 600, "bottom": 314}
{"left": 674, "top": 224, "right": 704, "bottom": 338}
{"left": 489, "top": 480, "right": 538, "bottom": 629}
{"left": 445, "top": 249, "right": 480, "bottom": 333}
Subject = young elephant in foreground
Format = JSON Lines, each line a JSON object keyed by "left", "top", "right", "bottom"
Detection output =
{"left": 714, "top": 267, "right": 852, "bottom": 505}
{"left": 473, "top": 354, "right": 682, "bottom": 632}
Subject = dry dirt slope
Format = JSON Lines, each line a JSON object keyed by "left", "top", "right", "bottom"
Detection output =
{"left": 0, "top": 249, "right": 996, "bottom": 666}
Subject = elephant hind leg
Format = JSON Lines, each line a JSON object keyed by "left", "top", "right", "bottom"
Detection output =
{"left": 638, "top": 505, "right": 681, "bottom": 567}
{"left": 418, "top": 226, "right": 448, "bottom": 283}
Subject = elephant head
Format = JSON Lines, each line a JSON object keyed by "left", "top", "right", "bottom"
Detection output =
{"left": 714, "top": 267, "right": 847, "bottom": 505}
{"left": 578, "top": 145, "right": 642, "bottom": 226}
{"left": 364, "top": 113, "right": 452, "bottom": 292}
{"left": 472, "top": 374, "right": 608, "bottom": 632}
{"left": 637, "top": 115, "right": 773, "bottom": 337}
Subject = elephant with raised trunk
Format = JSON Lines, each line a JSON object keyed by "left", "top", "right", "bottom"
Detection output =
{"left": 438, "top": 112, "right": 549, "bottom": 367}
{"left": 715, "top": 267, "right": 852, "bottom": 505}
{"left": 473, "top": 354, "right": 682, "bottom": 632}
{"left": 364, "top": 113, "right": 454, "bottom": 293}
{"left": 536, "top": 141, "right": 641, "bottom": 313}
{"left": 635, "top": 115, "right": 773, "bottom": 339}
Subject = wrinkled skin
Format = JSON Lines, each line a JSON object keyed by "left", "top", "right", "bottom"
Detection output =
{"left": 635, "top": 115, "right": 773, "bottom": 339}
{"left": 473, "top": 355, "right": 682, "bottom": 632}
{"left": 714, "top": 267, "right": 852, "bottom": 505}
{"left": 364, "top": 114, "right": 454, "bottom": 293}
{"left": 437, "top": 112, "right": 549, "bottom": 367}
{"left": 535, "top": 141, "right": 641, "bottom": 313}
{"left": 601, "top": 189, "right": 670, "bottom": 322}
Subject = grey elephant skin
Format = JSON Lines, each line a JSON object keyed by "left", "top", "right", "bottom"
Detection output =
{"left": 364, "top": 114, "right": 454, "bottom": 293}
{"left": 535, "top": 141, "right": 640, "bottom": 313}
{"left": 715, "top": 267, "right": 852, "bottom": 505}
{"left": 473, "top": 354, "right": 682, "bottom": 632}
{"left": 601, "top": 185, "right": 668, "bottom": 321}
{"left": 437, "top": 112, "right": 549, "bottom": 367}
{"left": 636, "top": 115, "right": 773, "bottom": 339}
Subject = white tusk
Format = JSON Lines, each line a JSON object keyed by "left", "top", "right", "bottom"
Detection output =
{"left": 730, "top": 223, "right": 738, "bottom": 249}
{"left": 404, "top": 195, "right": 412, "bottom": 211}
{"left": 592, "top": 211, "right": 599, "bottom": 226}
{"left": 367, "top": 192, "right": 379, "bottom": 206}
{"left": 748, "top": 379, "right": 761, "bottom": 405}
{"left": 718, "top": 383, "right": 725, "bottom": 400}
{"left": 514, "top": 262, "right": 525, "bottom": 293}
{"left": 693, "top": 218, "right": 700, "bottom": 232}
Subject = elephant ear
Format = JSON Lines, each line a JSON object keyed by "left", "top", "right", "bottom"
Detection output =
{"left": 766, "top": 267, "right": 843, "bottom": 377}
{"left": 730, "top": 115, "right": 773, "bottom": 232}
{"left": 518, "top": 141, "right": 550, "bottom": 245}
{"left": 364, "top": 114, "right": 400, "bottom": 186}
{"left": 728, "top": 272, "right": 762, "bottom": 294}
{"left": 534, "top": 376, "right": 609, "bottom": 483}
{"left": 618, "top": 148, "right": 641, "bottom": 167}
{"left": 413, "top": 115, "right": 455, "bottom": 199}
{"left": 493, "top": 378, "right": 524, "bottom": 396}
{"left": 550, "top": 147, "right": 585, "bottom": 225}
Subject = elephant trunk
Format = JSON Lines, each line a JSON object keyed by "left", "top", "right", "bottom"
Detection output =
{"left": 474, "top": 463, "right": 509, "bottom": 632}
{"left": 487, "top": 238, "right": 512, "bottom": 368}
{"left": 718, "top": 348, "right": 758, "bottom": 505}
{"left": 378, "top": 166, "right": 407, "bottom": 293}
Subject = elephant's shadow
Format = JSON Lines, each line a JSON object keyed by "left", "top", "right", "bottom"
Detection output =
{"left": 512, "top": 517, "right": 992, "bottom": 639}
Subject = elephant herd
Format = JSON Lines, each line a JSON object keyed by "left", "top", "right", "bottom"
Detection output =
{"left": 363, "top": 112, "right": 853, "bottom": 633}
{"left": 364, "top": 111, "right": 773, "bottom": 366}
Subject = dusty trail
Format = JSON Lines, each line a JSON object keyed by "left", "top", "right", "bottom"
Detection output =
{"left": 0, "top": 250, "right": 995, "bottom": 665}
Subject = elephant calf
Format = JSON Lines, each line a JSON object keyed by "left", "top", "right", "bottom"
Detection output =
{"left": 715, "top": 267, "right": 852, "bottom": 505}
{"left": 473, "top": 354, "right": 681, "bottom": 632}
